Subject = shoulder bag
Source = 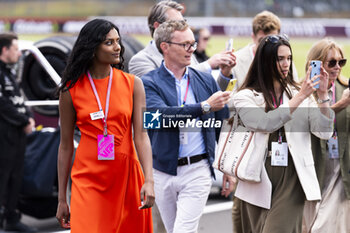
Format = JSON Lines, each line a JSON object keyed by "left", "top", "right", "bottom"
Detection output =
{"left": 213, "top": 113, "right": 268, "bottom": 183}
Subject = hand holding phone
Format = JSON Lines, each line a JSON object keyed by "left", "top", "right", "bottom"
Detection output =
{"left": 310, "top": 60, "right": 321, "bottom": 89}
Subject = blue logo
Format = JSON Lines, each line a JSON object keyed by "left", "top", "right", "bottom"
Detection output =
{"left": 143, "top": 110, "right": 162, "bottom": 129}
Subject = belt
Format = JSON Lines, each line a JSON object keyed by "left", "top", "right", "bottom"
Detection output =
{"left": 178, "top": 153, "right": 207, "bottom": 166}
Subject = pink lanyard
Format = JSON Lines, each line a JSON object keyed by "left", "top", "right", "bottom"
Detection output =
{"left": 271, "top": 92, "right": 284, "bottom": 143}
{"left": 87, "top": 67, "right": 113, "bottom": 136}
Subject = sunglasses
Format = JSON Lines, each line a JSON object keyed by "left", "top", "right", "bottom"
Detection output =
{"left": 202, "top": 37, "right": 210, "bottom": 41}
{"left": 326, "top": 59, "right": 347, "bottom": 68}
{"left": 265, "top": 34, "right": 289, "bottom": 44}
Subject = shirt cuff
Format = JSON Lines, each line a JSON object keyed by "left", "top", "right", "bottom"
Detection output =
{"left": 203, "top": 61, "right": 212, "bottom": 73}
{"left": 219, "top": 72, "right": 234, "bottom": 81}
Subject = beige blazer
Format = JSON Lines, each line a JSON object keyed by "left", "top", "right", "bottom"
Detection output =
{"left": 232, "top": 87, "right": 334, "bottom": 209}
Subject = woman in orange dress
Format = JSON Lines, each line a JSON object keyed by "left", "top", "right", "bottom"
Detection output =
{"left": 55, "top": 19, "right": 154, "bottom": 233}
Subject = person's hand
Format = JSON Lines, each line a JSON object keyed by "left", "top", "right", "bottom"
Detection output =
{"left": 316, "top": 65, "right": 329, "bottom": 98}
{"left": 139, "top": 180, "right": 155, "bottom": 209}
{"left": 221, "top": 174, "right": 235, "bottom": 198}
{"left": 299, "top": 66, "right": 319, "bottom": 99}
{"left": 56, "top": 201, "right": 71, "bottom": 229}
{"left": 206, "top": 91, "right": 231, "bottom": 112}
{"left": 23, "top": 117, "right": 35, "bottom": 134}
{"left": 340, "top": 88, "right": 350, "bottom": 106}
{"left": 208, "top": 50, "right": 236, "bottom": 71}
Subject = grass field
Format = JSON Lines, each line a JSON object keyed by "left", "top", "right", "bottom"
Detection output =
{"left": 113, "top": 34, "right": 350, "bottom": 80}
{"left": 19, "top": 34, "right": 350, "bottom": 79}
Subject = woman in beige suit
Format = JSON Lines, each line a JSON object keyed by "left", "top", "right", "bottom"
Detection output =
{"left": 232, "top": 35, "right": 334, "bottom": 233}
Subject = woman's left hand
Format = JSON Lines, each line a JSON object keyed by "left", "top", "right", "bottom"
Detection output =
{"left": 316, "top": 65, "right": 329, "bottom": 95}
{"left": 139, "top": 181, "right": 155, "bottom": 209}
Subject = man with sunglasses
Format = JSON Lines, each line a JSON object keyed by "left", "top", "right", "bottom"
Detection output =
{"left": 192, "top": 27, "right": 211, "bottom": 63}
{"left": 142, "top": 20, "right": 231, "bottom": 233}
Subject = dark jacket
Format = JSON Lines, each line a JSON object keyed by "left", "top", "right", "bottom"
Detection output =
{"left": 0, "top": 60, "right": 30, "bottom": 131}
{"left": 142, "top": 64, "right": 228, "bottom": 176}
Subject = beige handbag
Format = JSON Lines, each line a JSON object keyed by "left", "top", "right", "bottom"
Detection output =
{"left": 213, "top": 113, "right": 268, "bottom": 183}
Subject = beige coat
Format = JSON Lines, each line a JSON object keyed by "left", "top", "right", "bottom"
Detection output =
{"left": 232, "top": 87, "right": 334, "bottom": 209}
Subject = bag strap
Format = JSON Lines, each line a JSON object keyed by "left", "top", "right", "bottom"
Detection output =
{"left": 217, "top": 123, "right": 234, "bottom": 171}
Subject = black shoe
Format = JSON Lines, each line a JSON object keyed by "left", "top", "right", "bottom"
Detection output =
{"left": 4, "top": 221, "right": 37, "bottom": 232}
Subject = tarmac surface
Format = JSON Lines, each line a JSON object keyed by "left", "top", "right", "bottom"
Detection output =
{"left": 0, "top": 195, "right": 233, "bottom": 233}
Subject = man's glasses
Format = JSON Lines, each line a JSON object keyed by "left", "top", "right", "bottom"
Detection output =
{"left": 327, "top": 59, "right": 347, "bottom": 68}
{"left": 265, "top": 34, "right": 289, "bottom": 44}
{"left": 167, "top": 41, "right": 197, "bottom": 52}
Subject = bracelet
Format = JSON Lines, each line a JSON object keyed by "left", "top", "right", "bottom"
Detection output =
{"left": 317, "top": 98, "right": 330, "bottom": 104}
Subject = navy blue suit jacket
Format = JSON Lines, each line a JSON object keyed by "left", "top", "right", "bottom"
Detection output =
{"left": 141, "top": 64, "right": 228, "bottom": 176}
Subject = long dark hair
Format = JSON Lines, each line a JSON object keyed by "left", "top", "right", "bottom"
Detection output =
{"left": 58, "top": 19, "right": 125, "bottom": 92}
{"left": 239, "top": 35, "right": 299, "bottom": 111}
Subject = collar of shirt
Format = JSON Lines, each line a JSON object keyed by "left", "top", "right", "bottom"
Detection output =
{"left": 162, "top": 61, "right": 189, "bottom": 81}
{"left": 328, "top": 82, "right": 335, "bottom": 104}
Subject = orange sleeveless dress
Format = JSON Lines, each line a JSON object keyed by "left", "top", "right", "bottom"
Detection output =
{"left": 68, "top": 68, "right": 153, "bottom": 233}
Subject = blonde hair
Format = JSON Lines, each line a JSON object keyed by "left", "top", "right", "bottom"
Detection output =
{"left": 252, "top": 11, "right": 281, "bottom": 35}
{"left": 154, "top": 20, "right": 188, "bottom": 54}
{"left": 305, "top": 38, "right": 344, "bottom": 72}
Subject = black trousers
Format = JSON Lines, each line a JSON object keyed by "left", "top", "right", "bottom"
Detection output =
{"left": 0, "top": 123, "right": 26, "bottom": 212}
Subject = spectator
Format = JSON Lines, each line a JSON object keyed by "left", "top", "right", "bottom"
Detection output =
{"left": 192, "top": 27, "right": 211, "bottom": 63}
{"left": 303, "top": 38, "right": 350, "bottom": 233}
{"left": 217, "top": 11, "right": 298, "bottom": 91}
{"left": 0, "top": 33, "right": 36, "bottom": 232}
{"left": 56, "top": 19, "right": 154, "bottom": 232}
{"left": 142, "top": 20, "right": 232, "bottom": 233}
{"left": 129, "top": 1, "right": 235, "bottom": 231}
{"left": 232, "top": 35, "right": 333, "bottom": 233}
{"left": 128, "top": 0, "right": 235, "bottom": 79}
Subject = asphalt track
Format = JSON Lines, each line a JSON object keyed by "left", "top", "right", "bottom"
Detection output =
{"left": 0, "top": 199, "right": 233, "bottom": 233}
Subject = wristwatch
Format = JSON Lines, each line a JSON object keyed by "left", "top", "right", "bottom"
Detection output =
{"left": 317, "top": 98, "right": 330, "bottom": 104}
{"left": 201, "top": 101, "right": 211, "bottom": 114}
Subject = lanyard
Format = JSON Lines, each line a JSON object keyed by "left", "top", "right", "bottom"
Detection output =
{"left": 331, "top": 82, "right": 337, "bottom": 135}
{"left": 180, "top": 76, "right": 190, "bottom": 107}
{"left": 271, "top": 92, "right": 283, "bottom": 108}
{"left": 87, "top": 67, "right": 113, "bottom": 136}
{"left": 271, "top": 91, "right": 284, "bottom": 143}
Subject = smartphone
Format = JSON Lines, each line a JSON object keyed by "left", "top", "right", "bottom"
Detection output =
{"left": 348, "top": 78, "right": 350, "bottom": 89}
{"left": 226, "top": 79, "right": 237, "bottom": 91}
{"left": 226, "top": 38, "right": 234, "bottom": 52}
{"left": 310, "top": 60, "right": 321, "bottom": 89}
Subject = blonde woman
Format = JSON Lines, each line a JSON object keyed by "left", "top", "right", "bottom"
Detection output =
{"left": 303, "top": 38, "right": 350, "bottom": 233}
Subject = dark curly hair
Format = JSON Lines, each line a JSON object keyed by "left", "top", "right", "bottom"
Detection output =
{"left": 58, "top": 19, "right": 125, "bottom": 92}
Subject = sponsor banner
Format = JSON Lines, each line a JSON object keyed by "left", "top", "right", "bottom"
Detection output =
{"left": 2, "top": 17, "right": 350, "bottom": 37}
{"left": 13, "top": 19, "right": 56, "bottom": 34}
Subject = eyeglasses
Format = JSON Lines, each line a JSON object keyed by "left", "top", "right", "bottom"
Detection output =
{"left": 166, "top": 41, "right": 197, "bottom": 52}
{"left": 327, "top": 59, "right": 347, "bottom": 68}
{"left": 265, "top": 34, "right": 289, "bottom": 44}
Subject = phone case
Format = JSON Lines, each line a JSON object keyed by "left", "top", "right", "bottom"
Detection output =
{"left": 226, "top": 38, "right": 233, "bottom": 52}
{"left": 226, "top": 79, "right": 237, "bottom": 91}
{"left": 310, "top": 60, "right": 321, "bottom": 89}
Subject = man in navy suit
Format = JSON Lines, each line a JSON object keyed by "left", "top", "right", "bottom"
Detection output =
{"left": 142, "top": 20, "right": 233, "bottom": 233}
